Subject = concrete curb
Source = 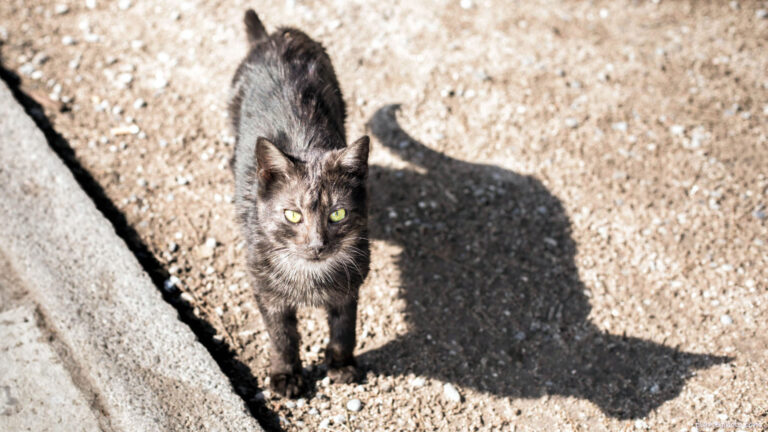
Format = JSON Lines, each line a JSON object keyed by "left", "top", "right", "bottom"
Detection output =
{"left": 0, "top": 81, "right": 262, "bottom": 431}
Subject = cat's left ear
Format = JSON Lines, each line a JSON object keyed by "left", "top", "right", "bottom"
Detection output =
{"left": 337, "top": 136, "right": 370, "bottom": 177}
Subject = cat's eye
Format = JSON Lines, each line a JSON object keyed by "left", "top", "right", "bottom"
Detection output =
{"left": 329, "top": 209, "right": 346, "bottom": 223}
{"left": 284, "top": 209, "right": 302, "bottom": 224}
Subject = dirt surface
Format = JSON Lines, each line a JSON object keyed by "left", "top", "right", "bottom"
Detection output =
{"left": 1, "top": 0, "right": 767, "bottom": 430}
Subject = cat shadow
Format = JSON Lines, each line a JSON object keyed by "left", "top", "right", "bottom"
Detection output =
{"left": 360, "top": 104, "right": 730, "bottom": 419}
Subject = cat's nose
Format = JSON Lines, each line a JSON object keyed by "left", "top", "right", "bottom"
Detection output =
{"left": 308, "top": 239, "right": 325, "bottom": 256}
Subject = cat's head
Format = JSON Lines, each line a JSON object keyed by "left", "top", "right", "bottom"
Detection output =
{"left": 252, "top": 136, "right": 370, "bottom": 266}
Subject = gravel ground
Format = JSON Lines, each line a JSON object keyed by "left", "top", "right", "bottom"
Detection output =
{"left": 1, "top": 0, "right": 767, "bottom": 431}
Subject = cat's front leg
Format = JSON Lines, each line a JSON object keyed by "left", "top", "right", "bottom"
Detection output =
{"left": 256, "top": 296, "right": 304, "bottom": 397}
{"left": 325, "top": 296, "right": 360, "bottom": 383}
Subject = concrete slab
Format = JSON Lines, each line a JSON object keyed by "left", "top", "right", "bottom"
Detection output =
{"left": 0, "top": 305, "right": 102, "bottom": 432}
{"left": 0, "top": 81, "right": 261, "bottom": 431}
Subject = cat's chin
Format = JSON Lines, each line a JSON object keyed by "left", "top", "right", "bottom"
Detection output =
{"left": 300, "top": 255, "right": 331, "bottom": 265}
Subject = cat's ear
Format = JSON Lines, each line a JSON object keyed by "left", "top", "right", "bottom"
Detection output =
{"left": 255, "top": 137, "right": 292, "bottom": 183}
{"left": 337, "top": 136, "right": 370, "bottom": 176}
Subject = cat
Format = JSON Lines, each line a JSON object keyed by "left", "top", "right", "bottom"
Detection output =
{"left": 228, "top": 9, "right": 370, "bottom": 398}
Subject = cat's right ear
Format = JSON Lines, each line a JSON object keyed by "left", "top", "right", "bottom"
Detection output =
{"left": 255, "top": 137, "right": 292, "bottom": 183}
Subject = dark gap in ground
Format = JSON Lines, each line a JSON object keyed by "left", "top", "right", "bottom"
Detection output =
{"left": 0, "top": 62, "right": 283, "bottom": 432}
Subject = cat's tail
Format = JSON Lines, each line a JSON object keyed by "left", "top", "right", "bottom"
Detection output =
{"left": 244, "top": 9, "right": 268, "bottom": 46}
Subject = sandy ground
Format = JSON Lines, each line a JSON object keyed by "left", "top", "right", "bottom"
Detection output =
{"left": 1, "top": 0, "right": 767, "bottom": 430}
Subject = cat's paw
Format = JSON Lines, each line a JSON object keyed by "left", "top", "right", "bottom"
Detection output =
{"left": 327, "top": 364, "right": 360, "bottom": 384}
{"left": 269, "top": 372, "right": 305, "bottom": 398}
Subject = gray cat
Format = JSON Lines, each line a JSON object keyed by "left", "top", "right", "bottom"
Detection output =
{"left": 229, "top": 9, "right": 370, "bottom": 397}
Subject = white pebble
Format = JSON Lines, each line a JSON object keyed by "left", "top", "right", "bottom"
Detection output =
{"left": 720, "top": 314, "right": 733, "bottom": 325}
{"left": 86, "top": 0, "right": 97, "bottom": 9}
{"left": 55, "top": 4, "right": 70, "bottom": 14}
{"left": 460, "top": 0, "right": 473, "bottom": 9}
{"left": 204, "top": 237, "right": 218, "bottom": 248}
{"left": 118, "top": 0, "right": 131, "bottom": 10}
{"left": 133, "top": 98, "right": 146, "bottom": 109}
{"left": 19, "top": 63, "right": 35, "bottom": 76}
{"left": 33, "top": 52, "right": 49, "bottom": 65}
{"left": 443, "top": 383, "right": 462, "bottom": 402}
{"left": 62, "top": 35, "right": 76, "bottom": 45}
{"left": 756, "top": 9, "right": 767, "bottom": 19}
{"left": 669, "top": 124, "right": 685, "bottom": 136}
{"left": 611, "top": 121, "right": 628, "bottom": 132}
{"left": 117, "top": 72, "right": 133, "bottom": 87}
{"left": 410, "top": 377, "right": 426, "bottom": 387}
{"left": 564, "top": 118, "right": 580, "bottom": 128}
{"left": 163, "top": 276, "right": 180, "bottom": 292}
{"left": 346, "top": 398, "right": 362, "bottom": 412}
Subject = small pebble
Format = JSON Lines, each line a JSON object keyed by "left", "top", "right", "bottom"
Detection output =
{"left": 611, "top": 121, "right": 628, "bottom": 132}
{"left": 163, "top": 276, "right": 180, "bottom": 292}
{"left": 410, "top": 377, "right": 426, "bottom": 387}
{"left": 756, "top": 9, "right": 767, "bottom": 19}
{"left": 669, "top": 125, "right": 685, "bottom": 136}
{"left": 564, "top": 118, "right": 580, "bottom": 128}
{"left": 117, "top": 72, "right": 133, "bottom": 87}
{"left": 205, "top": 237, "right": 217, "bottom": 248}
{"left": 333, "top": 414, "right": 346, "bottom": 424}
{"left": 318, "top": 418, "right": 330, "bottom": 429}
{"left": 346, "top": 398, "right": 362, "bottom": 412}
{"left": 720, "top": 314, "right": 733, "bottom": 325}
{"left": 133, "top": 98, "right": 146, "bottom": 109}
{"left": 460, "top": 0, "right": 473, "bottom": 9}
{"left": 443, "top": 383, "right": 462, "bottom": 402}
{"left": 19, "top": 63, "right": 35, "bottom": 76}
{"left": 86, "top": 0, "right": 97, "bottom": 9}
{"left": 33, "top": 52, "right": 49, "bottom": 65}
{"left": 54, "top": 4, "right": 70, "bottom": 14}
{"left": 62, "top": 35, "right": 76, "bottom": 45}
{"left": 118, "top": 0, "right": 132, "bottom": 10}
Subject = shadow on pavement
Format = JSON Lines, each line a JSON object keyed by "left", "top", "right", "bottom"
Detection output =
{"left": 361, "top": 104, "right": 730, "bottom": 419}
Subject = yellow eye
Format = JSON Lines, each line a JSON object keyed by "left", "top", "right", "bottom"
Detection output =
{"left": 284, "top": 209, "right": 302, "bottom": 224}
{"left": 329, "top": 209, "right": 346, "bottom": 222}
